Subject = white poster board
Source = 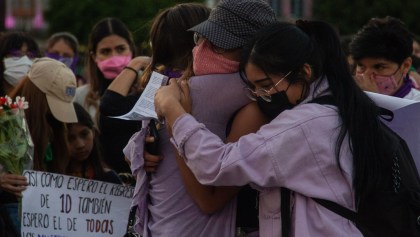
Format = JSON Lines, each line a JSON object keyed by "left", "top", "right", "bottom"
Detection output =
{"left": 21, "top": 170, "right": 133, "bottom": 237}
{"left": 367, "top": 92, "right": 420, "bottom": 172}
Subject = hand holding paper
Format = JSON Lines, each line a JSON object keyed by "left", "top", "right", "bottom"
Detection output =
{"left": 154, "top": 79, "right": 191, "bottom": 129}
{"left": 112, "top": 72, "right": 168, "bottom": 121}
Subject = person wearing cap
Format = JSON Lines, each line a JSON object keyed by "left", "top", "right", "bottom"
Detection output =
{"left": 1, "top": 57, "right": 78, "bottom": 235}
{"left": 155, "top": 19, "right": 386, "bottom": 237}
{"left": 126, "top": 0, "right": 276, "bottom": 236}
{"left": 10, "top": 57, "right": 78, "bottom": 172}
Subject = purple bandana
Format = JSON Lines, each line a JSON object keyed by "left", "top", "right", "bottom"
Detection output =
{"left": 45, "top": 52, "right": 78, "bottom": 73}
{"left": 393, "top": 75, "right": 413, "bottom": 98}
{"left": 163, "top": 68, "right": 183, "bottom": 79}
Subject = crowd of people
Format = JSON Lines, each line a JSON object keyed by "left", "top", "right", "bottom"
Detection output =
{"left": 0, "top": 0, "right": 420, "bottom": 236}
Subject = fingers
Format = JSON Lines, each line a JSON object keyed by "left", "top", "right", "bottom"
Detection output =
{"left": 2, "top": 184, "right": 26, "bottom": 197}
{"left": 145, "top": 163, "right": 159, "bottom": 173}
{"left": 144, "top": 151, "right": 163, "bottom": 173}
{"left": 354, "top": 73, "right": 379, "bottom": 92}
{"left": 0, "top": 173, "right": 28, "bottom": 197}
{"left": 124, "top": 156, "right": 131, "bottom": 166}
{"left": 144, "top": 151, "right": 162, "bottom": 163}
{"left": 155, "top": 78, "right": 182, "bottom": 117}
{"left": 168, "top": 78, "right": 178, "bottom": 85}
{"left": 0, "top": 173, "right": 28, "bottom": 186}
{"left": 130, "top": 56, "right": 152, "bottom": 70}
{"left": 145, "top": 135, "right": 155, "bottom": 143}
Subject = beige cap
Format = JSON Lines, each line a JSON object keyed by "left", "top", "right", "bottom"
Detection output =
{"left": 28, "top": 57, "right": 78, "bottom": 123}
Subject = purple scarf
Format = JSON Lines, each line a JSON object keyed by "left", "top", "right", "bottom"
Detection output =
{"left": 393, "top": 75, "right": 413, "bottom": 98}
{"left": 162, "top": 68, "right": 183, "bottom": 79}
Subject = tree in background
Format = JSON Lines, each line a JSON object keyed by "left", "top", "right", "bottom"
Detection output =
{"left": 45, "top": 0, "right": 203, "bottom": 55}
{"left": 313, "top": 0, "right": 420, "bottom": 37}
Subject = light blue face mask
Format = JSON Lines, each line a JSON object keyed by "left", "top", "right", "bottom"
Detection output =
{"left": 3, "top": 56, "right": 33, "bottom": 86}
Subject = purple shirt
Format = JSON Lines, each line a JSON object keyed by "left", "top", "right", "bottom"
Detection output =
{"left": 170, "top": 80, "right": 363, "bottom": 237}
{"left": 124, "top": 72, "right": 251, "bottom": 237}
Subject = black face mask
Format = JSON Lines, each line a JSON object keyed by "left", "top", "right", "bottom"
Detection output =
{"left": 257, "top": 91, "right": 295, "bottom": 120}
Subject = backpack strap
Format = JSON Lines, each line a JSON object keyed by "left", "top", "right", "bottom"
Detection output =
{"left": 311, "top": 198, "right": 357, "bottom": 223}
{"left": 280, "top": 187, "right": 358, "bottom": 236}
{"left": 281, "top": 187, "right": 291, "bottom": 237}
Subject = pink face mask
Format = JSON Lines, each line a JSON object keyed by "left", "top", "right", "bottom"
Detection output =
{"left": 192, "top": 40, "right": 239, "bottom": 76}
{"left": 373, "top": 73, "right": 399, "bottom": 95}
{"left": 96, "top": 55, "right": 132, "bottom": 79}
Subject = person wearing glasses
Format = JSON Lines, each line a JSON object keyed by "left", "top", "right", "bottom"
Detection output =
{"left": 154, "top": 19, "right": 391, "bottom": 236}
{"left": 350, "top": 16, "right": 420, "bottom": 101}
{"left": 126, "top": 1, "right": 276, "bottom": 236}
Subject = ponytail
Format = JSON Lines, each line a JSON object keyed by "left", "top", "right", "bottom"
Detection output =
{"left": 297, "top": 20, "right": 387, "bottom": 202}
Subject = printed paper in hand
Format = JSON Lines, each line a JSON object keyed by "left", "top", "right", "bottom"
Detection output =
{"left": 113, "top": 71, "right": 168, "bottom": 121}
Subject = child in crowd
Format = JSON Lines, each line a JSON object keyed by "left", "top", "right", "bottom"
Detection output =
{"left": 66, "top": 103, "right": 121, "bottom": 184}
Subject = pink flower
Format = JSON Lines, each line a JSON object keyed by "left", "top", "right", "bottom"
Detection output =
{"left": 15, "top": 96, "right": 29, "bottom": 110}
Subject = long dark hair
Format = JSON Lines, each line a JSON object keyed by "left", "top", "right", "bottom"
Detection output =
{"left": 66, "top": 102, "right": 107, "bottom": 179}
{"left": 86, "top": 17, "right": 136, "bottom": 114}
{"left": 10, "top": 77, "right": 69, "bottom": 173}
{"left": 240, "top": 21, "right": 388, "bottom": 203}
{"left": 140, "top": 3, "right": 210, "bottom": 88}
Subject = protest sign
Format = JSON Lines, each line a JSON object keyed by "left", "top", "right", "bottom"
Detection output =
{"left": 21, "top": 170, "right": 134, "bottom": 237}
{"left": 367, "top": 92, "right": 420, "bottom": 172}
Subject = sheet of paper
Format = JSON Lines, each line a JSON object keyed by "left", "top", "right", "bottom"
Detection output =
{"left": 367, "top": 92, "right": 420, "bottom": 172}
{"left": 113, "top": 71, "right": 168, "bottom": 121}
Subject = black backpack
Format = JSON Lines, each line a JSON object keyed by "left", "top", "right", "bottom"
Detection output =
{"left": 281, "top": 95, "right": 420, "bottom": 237}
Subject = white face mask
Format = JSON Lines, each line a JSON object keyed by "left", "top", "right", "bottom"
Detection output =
{"left": 3, "top": 56, "right": 33, "bottom": 86}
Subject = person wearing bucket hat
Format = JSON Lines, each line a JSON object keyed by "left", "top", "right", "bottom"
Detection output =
{"left": 154, "top": 17, "right": 418, "bottom": 236}
{"left": 189, "top": 0, "right": 277, "bottom": 50}
{"left": 188, "top": 0, "right": 276, "bottom": 76}
{"left": 134, "top": 0, "right": 276, "bottom": 236}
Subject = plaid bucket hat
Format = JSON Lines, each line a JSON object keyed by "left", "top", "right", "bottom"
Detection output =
{"left": 189, "top": 0, "right": 277, "bottom": 50}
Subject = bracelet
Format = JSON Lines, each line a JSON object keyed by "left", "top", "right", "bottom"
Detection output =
{"left": 123, "top": 66, "right": 139, "bottom": 79}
